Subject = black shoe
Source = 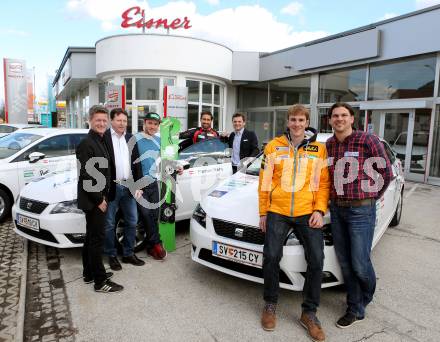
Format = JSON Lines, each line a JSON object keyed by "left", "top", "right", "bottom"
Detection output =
{"left": 121, "top": 254, "right": 145, "bottom": 266}
{"left": 109, "top": 256, "right": 122, "bottom": 271}
{"left": 94, "top": 280, "right": 124, "bottom": 293}
{"left": 336, "top": 313, "right": 365, "bottom": 328}
{"left": 83, "top": 272, "right": 113, "bottom": 284}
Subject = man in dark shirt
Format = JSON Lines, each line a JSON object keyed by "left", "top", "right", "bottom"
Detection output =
{"left": 76, "top": 105, "right": 123, "bottom": 293}
{"left": 179, "top": 111, "right": 219, "bottom": 147}
{"left": 326, "top": 102, "right": 393, "bottom": 328}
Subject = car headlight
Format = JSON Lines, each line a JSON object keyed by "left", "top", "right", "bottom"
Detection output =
{"left": 50, "top": 200, "right": 83, "bottom": 214}
{"left": 285, "top": 229, "right": 301, "bottom": 246}
{"left": 192, "top": 204, "right": 206, "bottom": 228}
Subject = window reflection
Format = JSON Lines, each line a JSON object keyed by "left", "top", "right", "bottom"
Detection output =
{"left": 319, "top": 67, "right": 366, "bottom": 102}
{"left": 270, "top": 76, "right": 311, "bottom": 106}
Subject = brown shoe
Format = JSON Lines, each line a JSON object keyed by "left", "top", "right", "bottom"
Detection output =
{"left": 261, "top": 303, "right": 276, "bottom": 331}
{"left": 300, "top": 312, "right": 325, "bottom": 342}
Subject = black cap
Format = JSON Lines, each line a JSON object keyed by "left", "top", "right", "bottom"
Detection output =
{"left": 143, "top": 112, "right": 161, "bottom": 122}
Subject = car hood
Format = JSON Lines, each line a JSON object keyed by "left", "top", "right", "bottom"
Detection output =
{"left": 201, "top": 172, "right": 261, "bottom": 227}
{"left": 20, "top": 170, "right": 77, "bottom": 203}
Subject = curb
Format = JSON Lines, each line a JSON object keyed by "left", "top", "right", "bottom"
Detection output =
{"left": 15, "top": 238, "right": 28, "bottom": 342}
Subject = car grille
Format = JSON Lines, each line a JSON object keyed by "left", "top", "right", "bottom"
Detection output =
{"left": 212, "top": 218, "right": 265, "bottom": 245}
{"left": 15, "top": 222, "right": 58, "bottom": 243}
{"left": 198, "top": 248, "right": 292, "bottom": 285}
{"left": 19, "top": 197, "right": 49, "bottom": 214}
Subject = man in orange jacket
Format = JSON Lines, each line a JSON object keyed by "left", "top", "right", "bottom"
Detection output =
{"left": 258, "top": 104, "right": 330, "bottom": 342}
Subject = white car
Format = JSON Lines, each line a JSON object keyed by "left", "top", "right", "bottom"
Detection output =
{"left": 13, "top": 138, "right": 233, "bottom": 248}
{"left": 190, "top": 134, "right": 405, "bottom": 291}
{"left": 0, "top": 123, "right": 42, "bottom": 138}
{"left": 0, "top": 128, "right": 88, "bottom": 221}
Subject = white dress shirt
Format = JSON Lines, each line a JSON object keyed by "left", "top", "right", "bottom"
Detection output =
{"left": 232, "top": 128, "right": 244, "bottom": 166}
{"left": 110, "top": 127, "right": 130, "bottom": 181}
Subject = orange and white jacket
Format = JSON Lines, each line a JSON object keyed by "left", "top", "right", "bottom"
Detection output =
{"left": 258, "top": 128, "right": 330, "bottom": 218}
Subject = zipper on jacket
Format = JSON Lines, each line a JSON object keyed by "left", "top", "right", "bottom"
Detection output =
{"left": 290, "top": 147, "right": 298, "bottom": 217}
{"left": 269, "top": 184, "right": 278, "bottom": 205}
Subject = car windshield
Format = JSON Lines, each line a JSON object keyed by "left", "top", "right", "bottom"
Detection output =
{"left": 0, "top": 132, "right": 43, "bottom": 159}
{"left": 0, "top": 125, "right": 17, "bottom": 133}
{"left": 244, "top": 153, "right": 263, "bottom": 176}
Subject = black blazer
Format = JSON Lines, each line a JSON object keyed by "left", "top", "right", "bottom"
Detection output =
{"left": 228, "top": 128, "right": 259, "bottom": 163}
{"left": 76, "top": 130, "right": 112, "bottom": 211}
{"left": 104, "top": 129, "right": 143, "bottom": 202}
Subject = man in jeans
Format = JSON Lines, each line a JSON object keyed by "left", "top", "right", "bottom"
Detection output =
{"left": 103, "top": 108, "right": 145, "bottom": 271}
{"left": 258, "top": 105, "right": 330, "bottom": 341}
{"left": 326, "top": 102, "right": 393, "bottom": 328}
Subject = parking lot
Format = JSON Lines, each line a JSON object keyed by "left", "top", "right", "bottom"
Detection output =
{"left": 1, "top": 181, "right": 440, "bottom": 342}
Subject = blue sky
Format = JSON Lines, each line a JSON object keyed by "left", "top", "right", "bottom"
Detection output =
{"left": 1, "top": 0, "right": 439, "bottom": 103}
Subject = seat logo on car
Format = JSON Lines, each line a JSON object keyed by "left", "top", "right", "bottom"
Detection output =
{"left": 234, "top": 228, "right": 244, "bottom": 238}
{"left": 26, "top": 202, "right": 32, "bottom": 210}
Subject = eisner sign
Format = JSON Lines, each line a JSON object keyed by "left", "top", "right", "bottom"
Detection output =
{"left": 121, "top": 6, "right": 191, "bottom": 30}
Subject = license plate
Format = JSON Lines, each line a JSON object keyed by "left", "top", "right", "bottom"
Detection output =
{"left": 212, "top": 241, "right": 263, "bottom": 268}
{"left": 17, "top": 214, "right": 39, "bottom": 232}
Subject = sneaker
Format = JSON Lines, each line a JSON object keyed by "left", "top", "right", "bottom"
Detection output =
{"left": 109, "top": 256, "right": 122, "bottom": 271}
{"left": 83, "top": 272, "right": 113, "bottom": 284}
{"left": 336, "top": 312, "right": 364, "bottom": 329}
{"left": 147, "top": 243, "right": 167, "bottom": 261}
{"left": 121, "top": 254, "right": 145, "bottom": 266}
{"left": 300, "top": 312, "right": 325, "bottom": 342}
{"left": 261, "top": 303, "right": 277, "bottom": 331}
{"left": 94, "top": 280, "right": 124, "bottom": 293}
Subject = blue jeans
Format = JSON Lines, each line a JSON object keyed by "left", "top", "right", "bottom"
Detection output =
{"left": 263, "top": 212, "right": 324, "bottom": 313}
{"left": 137, "top": 181, "right": 161, "bottom": 250}
{"left": 330, "top": 202, "right": 376, "bottom": 318}
{"left": 104, "top": 184, "right": 138, "bottom": 257}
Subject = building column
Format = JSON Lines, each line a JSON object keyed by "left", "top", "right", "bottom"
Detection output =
{"left": 310, "top": 73, "right": 319, "bottom": 129}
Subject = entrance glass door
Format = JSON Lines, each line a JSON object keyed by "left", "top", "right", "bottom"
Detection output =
{"left": 371, "top": 109, "right": 430, "bottom": 182}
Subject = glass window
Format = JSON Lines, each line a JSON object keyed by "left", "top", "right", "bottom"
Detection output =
{"left": 0, "top": 125, "right": 17, "bottom": 133}
{"left": 319, "top": 67, "right": 366, "bottom": 103}
{"left": 214, "top": 84, "right": 220, "bottom": 105}
{"left": 187, "top": 80, "right": 199, "bottom": 102}
{"left": 430, "top": 106, "right": 440, "bottom": 178}
{"left": 187, "top": 104, "right": 199, "bottom": 129}
{"left": 245, "top": 111, "right": 274, "bottom": 146}
{"left": 98, "top": 83, "right": 105, "bottom": 104}
{"left": 135, "top": 78, "right": 160, "bottom": 100}
{"left": 0, "top": 133, "right": 42, "bottom": 159}
{"left": 23, "top": 134, "right": 73, "bottom": 159}
{"left": 270, "top": 76, "right": 311, "bottom": 106}
{"left": 163, "top": 78, "right": 175, "bottom": 87}
{"left": 202, "top": 82, "right": 212, "bottom": 103}
{"left": 213, "top": 107, "right": 219, "bottom": 131}
{"left": 238, "top": 83, "right": 268, "bottom": 108}
{"left": 368, "top": 54, "right": 436, "bottom": 100}
{"left": 125, "top": 78, "right": 132, "bottom": 100}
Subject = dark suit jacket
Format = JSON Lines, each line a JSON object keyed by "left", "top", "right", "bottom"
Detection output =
{"left": 76, "top": 130, "right": 111, "bottom": 211}
{"left": 228, "top": 128, "right": 259, "bottom": 163}
{"left": 104, "top": 129, "right": 143, "bottom": 202}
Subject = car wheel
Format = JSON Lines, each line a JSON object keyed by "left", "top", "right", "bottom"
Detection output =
{"left": 390, "top": 189, "right": 403, "bottom": 227}
{"left": 0, "top": 189, "right": 12, "bottom": 222}
{"left": 115, "top": 217, "right": 148, "bottom": 254}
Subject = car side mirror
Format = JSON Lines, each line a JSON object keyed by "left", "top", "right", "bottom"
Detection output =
{"left": 28, "top": 151, "right": 45, "bottom": 163}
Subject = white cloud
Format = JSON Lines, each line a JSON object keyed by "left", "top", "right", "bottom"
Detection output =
{"left": 65, "top": 1, "right": 327, "bottom": 52}
{"left": 415, "top": 0, "right": 440, "bottom": 9}
{"left": 378, "top": 12, "right": 398, "bottom": 20}
{"left": 205, "top": 0, "right": 219, "bottom": 5}
{"left": 281, "top": 2, "right": 303, "bottom": 16}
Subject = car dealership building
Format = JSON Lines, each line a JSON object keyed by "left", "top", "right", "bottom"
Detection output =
{"left": 53, "top": 5, "right": 440, "bottom": 184}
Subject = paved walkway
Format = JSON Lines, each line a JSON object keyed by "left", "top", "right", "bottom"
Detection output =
{"left": 0, "top": 219, "right": 24, "bottom": 342}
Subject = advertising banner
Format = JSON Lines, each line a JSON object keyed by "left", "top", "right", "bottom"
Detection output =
{"left": 164, "top": 86, "right": 188, "bottom": 122}
{"left": 105, "top": 85, "right": 125, "bottom": 110}
{"left": 3, "top": 58, "right": 28, "bottom": 124}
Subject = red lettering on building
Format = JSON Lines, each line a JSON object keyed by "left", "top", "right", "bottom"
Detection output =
{"left": 121, "top": 6, "right": 192, "bottom": 30}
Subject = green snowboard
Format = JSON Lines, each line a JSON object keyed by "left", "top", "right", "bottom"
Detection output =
{"left": 159, "top": 117, "right": 181, "bottom": 252}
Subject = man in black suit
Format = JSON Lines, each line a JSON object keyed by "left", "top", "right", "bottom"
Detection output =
{"left": 76, "top": 105, "right": 123, "bottom": 293}
{"left": 225, "top": 113, "right": 259, "bottom": 173}
{"left": 103, "top": 108, "right": 145, "bottom": 271}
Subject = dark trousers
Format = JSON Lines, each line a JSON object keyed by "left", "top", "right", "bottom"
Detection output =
{"left": 137, "top": 181, "right": 162, "bottom": 250}
{"left": 330, "top": 202, "right": 376, "bottom": 318}
{"left": 232, "top": 165, "right": 238, "bottom": 173}
{"left": 82, "top": 206, "right": 107, "bottom": 285}
{"left": 263, "top": 212, "right": 324, "bottom": 313}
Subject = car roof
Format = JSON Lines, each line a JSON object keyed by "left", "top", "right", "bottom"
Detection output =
{"left": 11, "top": 128, "right": 89, "bottom": 136}
{"left": 0, "top": 123, "right": 41, "bottom": 129}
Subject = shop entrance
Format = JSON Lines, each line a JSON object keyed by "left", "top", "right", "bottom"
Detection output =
{"left": 370, "top": 109, "right": 431, "bottom": 182}
{"left": 127, "top": 101, "right": 161, "bottom": 133}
